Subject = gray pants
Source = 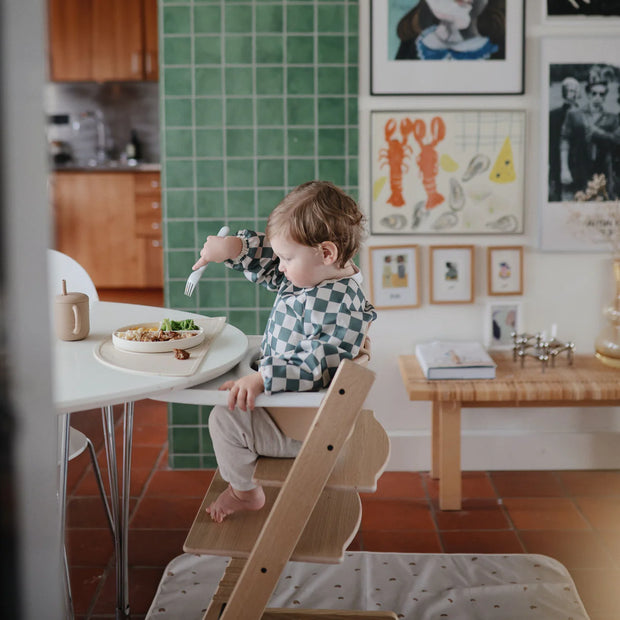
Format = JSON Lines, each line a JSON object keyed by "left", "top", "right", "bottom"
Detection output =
{"left": 208, "top": 405, "right": 303, "bottom": 491}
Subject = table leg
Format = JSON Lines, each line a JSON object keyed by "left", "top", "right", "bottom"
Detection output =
{"left": 102, "top": 403, "right": 134, "bottom": 619}
{"left": 438, "top": 401, "right": 461, "bottom": 511}
{"left": 430, "top": 402, "right": 440, "bottom": 479}
{"left": 58, "top": 413, "right": 74, "bottom": 618}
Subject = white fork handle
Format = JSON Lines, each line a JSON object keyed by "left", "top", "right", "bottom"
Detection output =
{"left": 197, "top": 225, "right": 230, "bottom": 270}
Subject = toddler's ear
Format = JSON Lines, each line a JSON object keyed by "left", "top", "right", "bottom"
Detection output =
{"left": 320, "top": 241, "right": 339, "bottom": 265}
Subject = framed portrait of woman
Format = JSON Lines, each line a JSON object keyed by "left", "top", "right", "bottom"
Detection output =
{"left": 371, "top": 0, "right": 525, "bottom": 95}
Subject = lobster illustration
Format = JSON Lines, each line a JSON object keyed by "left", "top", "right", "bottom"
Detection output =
{"left": 378, "top": 117, "right": 415, "bottom": 207}
{"left": 412, "top": 116, "right": 446, "bottom": 210}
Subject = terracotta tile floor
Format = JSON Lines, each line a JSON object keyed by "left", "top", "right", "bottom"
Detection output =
{"left": 64, "top": 290, "right": 618, "bottom": 619}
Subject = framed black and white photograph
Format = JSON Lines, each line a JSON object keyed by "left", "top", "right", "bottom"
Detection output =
{"left": 370, "top": 0, "right": 525, "bottom": 95}
{"left": 368, "top": 245, "right": 421, "bottom": 309}
{"left": 484, "top": 300, "right": 523, "bottom": 350}
{"left": 544, "top": 0, "right": 620, "bottom": 21}
{"left": 429, "top": 245, "right": 474, "bottom": 304}
{"left": 370, "top": 110, "right": 526, "bottom": 235}
{"left": 540, "top": 37, "right": 620, "bottom": 252}
{"left": 487, "top": 246, "right": 523, "bottom": 296}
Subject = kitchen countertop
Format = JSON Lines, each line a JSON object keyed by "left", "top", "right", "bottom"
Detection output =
{"left": 52, "top": 160, "right": 161, "bottom": 172}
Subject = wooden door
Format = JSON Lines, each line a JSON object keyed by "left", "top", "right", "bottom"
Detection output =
{"left": 142, "top": 0, "right": 159, "bottom": 81}
{"left": 92, "top": 0, "right": 144, "bottom": 81}
{"left": 48, "top": 0, "right": 93, "bottom": 81}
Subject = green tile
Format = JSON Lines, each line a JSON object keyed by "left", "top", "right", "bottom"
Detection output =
{"left": 225, "top": 4, "right": 252, "bottom": 33}
{"left": 166, "top": 190, "right": 195, "bottom": 218}
{"left": 196, "top": 189, "right": 225, "bottom": 216}
{"left": 163, "top": 36, "right": 191, "bottom": 65}
{"left": 257, "top": 189, "right": 284, "bottom": 217}
{"left": 226, "top": 128, "right": 254, "bottom": 157}
{"left": 228, "top": 309, "right": 258, "bottom": 334}
{"left": 256, "top": 4, "right": 283, "bottom": 32}
{"left": 195, "top": 128, "right": 224, "bottom": 157}
{"left": 287, "top": 67, "right": 315, "bottom": 95}
{"left": 165, "top": 98, "right": 192, "bottom": 126}
{"left": 166, "top": 159, "right": 194, "bottom": 188}
{"left": 318, "top": 158, "right": 346, "bottom": 186}
{"left": 163, "top": 6, "right": 191, "bottom": 34}
{"left": 318, "top": 36, "right": 345, "bottom": 64}
{"left": 167, "top": 249, "right": 197, "bottom": 277}
{"left": 196, "top": 219, "right": 228, "bottom": 240}
{"left": 194, "top": 35, "right": 222, "bottom": 64}
{"left": 225, "top": 35, "right": 253, "bottom": 64}
{"left": 164, "top": 67, "right": 192, "bottom": 95}
{"left": 195, "top": 159, "right": 224, "bottom": 187}
{"left": 318, "top": 128, "right": 345, "bottom": 157}
{"left": 165, "top": 128, "right": 193, "bottom": 158}
{"left": 195, "top": 67, "right": 222, "bottom": 96}
{"left": 170, "top": 403, "right": 199, "bottom": 425}
{"left": 287, "top": 97, "right": 314, "bottom": 125}
{"left": 347, "top": 66, "right": 358, "bottom": 94}
{"left": 226, "top": 158, "right": 255, "bottom": 187}
{"left": 256, "top": 35, "right": 284, "bottom": 64}
{"left": 193, "top": 5, "right": 221, "bottom": 34}
{"left": 200, "top": 427, "right": 215, "bottom": 453}
{"left": 195, "top": 98, "right": 223, "bottom": 126}
{"left": 286, "top": 35, "right": 313, "bottom": 64}
{"left": 256, "top": 67, "right": 284, "bottom": 95}
{"left": 166, "top": 219, "right": 194, "bottom": 249}
{"left": 347, "top": 96, "right": 357, "bottom": 125}
{"left": 287, "top": 158, "right": 315, "bottom": 186}
{"left": 258, "top": 285, "right": 277, "bottom": 308}
{"left": 257, "top": 158, "right": 284, "bottom": 187}
{"left": 198, "top": 280, "right": 227, "bottom": 307}
{"left": 318, "top": 97, "right": 345, "bottom": 125}
{"left": 348, "top": 127, "right": 358, "bottom": 156}
{"left": 258, "top": 309, "right": 272, "bottom": 332}
{"left": 229, "top": 279, "right": 256, "bottom": 308}
{"left": 201, "top": 455, "right": 218, "bottom": 469}
{"left": 256, "top": 128, "right": 284, "bottom": 156}
{"left": 348, "top": 160, "right": 358, "bottom": 187}
{"left": 348, "top": 3, "right": 359, "bottom": 33}
{"left": 200, "top": 405, "right": 213, "bottom": 425}
{"left": 256, "top": 98, "right": 284, "bottom": 126}
{"left": 318, "top": 67, "right": 346, "bottom": 94}
{"left": 348, "top": 34, "right": 358, "bottom": 63}
{"left": 226, "top": 98, "right": 254, "bottom": 125}
{"left": 318, "top": 4, "right": 345, "bottom": 32}
{"left": 168, "top": 281, "right": 200, "bottom": 308}
{"left": 287, "top": 128, "right": 314, "bottom": 156}
{"left": 227, "top": 189, "right": 255, "bottom": 218}
{"left": 169, "top": 455, "right": 201, "bottom": 469}
{"left": 287, "top": 4, "right": 314, "bottom": 33}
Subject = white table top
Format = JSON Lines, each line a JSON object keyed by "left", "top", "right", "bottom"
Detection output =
{"left": 53, "top": 301, "right": 249, "bottom": 413}
{"left": 152, "top": 336, "right": 326, "bottom": 408}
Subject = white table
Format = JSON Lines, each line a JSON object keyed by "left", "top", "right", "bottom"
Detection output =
{"left": 53, "top": 301, "right": 248, "bottom": 619}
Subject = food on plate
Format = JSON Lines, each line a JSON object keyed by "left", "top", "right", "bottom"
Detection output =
{"left": 114, "top": 326, "right": 199, "bottom": 342}
{"left": 160, "top": 318, "right": 199, "bottom": 331}
{"left": 174, "top": 348, "right": 190, "bottom": 360}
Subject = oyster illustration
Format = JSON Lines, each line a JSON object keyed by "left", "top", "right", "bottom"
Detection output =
{"left": 440, "top": 153, "right": 458, "bottom": 172}
{"left": 462, "top": 154, "right": 490, "bottom": 182}
{"left": 380, "top": 214, "right": 407, "bottom": 230}
{"left": 449, "top": 178, "right": 465, "bottom": 211}
{"left": 411, "top": 200, "right": 430, "bottom": 229}
{"left": 486, "top": 214, "right": 519, "bottom": 232}
{"left": 432, "top": 212, "right": 458, "bottom": 231}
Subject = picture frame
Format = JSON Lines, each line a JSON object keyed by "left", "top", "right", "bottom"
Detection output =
{"left": 370, "top": 110, "right": 526, "bottom": 235}
{"left": 429, "top": 245, "right": 474, "bottom": 304}
{"left": 484, "top": 300, "right": 523, "bottom": 350}
{"left": 544, "top": 0, "right": 620, "bottom": 21}
{"left": 370, "top": 0, "right": 525, "bottom": 95}
{"left": 487, "top": 246, "right": 523, "bottom": 296}
{"left": 368, "top": 245, "right": 421, "bottom": 310}
{"left": 540, "top": 37, "right": 620, "bottom": 252}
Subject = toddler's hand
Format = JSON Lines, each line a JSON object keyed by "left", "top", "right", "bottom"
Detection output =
{"left": 219, "top": 372, "right": 265, "bottom": 412}
{"left": 193, "top": 235, "right": 242, "bottom": 270}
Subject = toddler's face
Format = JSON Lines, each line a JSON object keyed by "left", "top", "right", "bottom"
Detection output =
{"left": 270, "top": 235, "right": 328, "bottom": 288}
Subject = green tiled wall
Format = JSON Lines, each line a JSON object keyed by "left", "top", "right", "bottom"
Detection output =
{"left": 160, "top": 0, "right": 359, "bottom": 468}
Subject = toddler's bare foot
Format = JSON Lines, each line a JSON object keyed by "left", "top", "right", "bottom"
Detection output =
{"left": 206, "top": 484, "right": 265, "bottom": 523}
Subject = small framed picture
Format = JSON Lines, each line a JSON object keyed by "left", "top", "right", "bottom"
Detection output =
{"left": 429, "top": 245, "right": 474, "bottom": 305}
{"left": 485, "top": 300, "right": 523, "bottom": 350}
{"left": 368, "top": 245, "right": 421, "bottom": 310}
{"left": 487, "top": 246, "right": 523, "bottom": 296}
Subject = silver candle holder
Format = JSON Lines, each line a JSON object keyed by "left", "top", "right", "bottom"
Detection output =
{"left": 512, "top": 332, "right": 575, "bottom": 371}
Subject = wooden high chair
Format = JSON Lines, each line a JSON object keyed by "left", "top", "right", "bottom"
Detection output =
{"left": 183, "top": 357, "right": 395, "bottom": 620}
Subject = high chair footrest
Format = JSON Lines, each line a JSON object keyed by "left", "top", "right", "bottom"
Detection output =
{"left": 262, "top": 610, "right": 398, "bottom": 619}
{"left": 184, "top": 470, "right": 361, "bottom": 564}
{"left": 254, "top": 410, "right": 390, "bottom": 492}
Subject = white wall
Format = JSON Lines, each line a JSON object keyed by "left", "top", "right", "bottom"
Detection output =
{"left": 358, "top": 1, "right": 620, "bottom": 471}
{"left": 1, "top": 0, "right": 64, "bottom": 617}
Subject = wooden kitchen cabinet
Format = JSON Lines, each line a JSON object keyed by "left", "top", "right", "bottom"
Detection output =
{"left": 48, "top": 0, "right": 158, "bottom": 82}
{"left": 52, "top": 171, "right": 162, "bottom": 288}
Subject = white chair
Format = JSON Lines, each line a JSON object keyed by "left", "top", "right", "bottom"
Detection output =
{"left": 48, "top": 249, "right": 114, "bottom": 618}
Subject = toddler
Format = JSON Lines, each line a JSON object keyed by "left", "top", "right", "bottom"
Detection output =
{"left": 192, "top": 180, "right": 377, "bottom": 522}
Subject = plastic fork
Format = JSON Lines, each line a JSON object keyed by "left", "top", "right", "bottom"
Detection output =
{"left": 184, "top": 225, "right": 230, "bottom": 297}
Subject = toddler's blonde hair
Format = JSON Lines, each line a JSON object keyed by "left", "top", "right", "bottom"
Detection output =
{"left": 266, "top": 181, "right": 365, "bottom": 268}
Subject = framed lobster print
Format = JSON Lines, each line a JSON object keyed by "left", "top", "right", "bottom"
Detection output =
{"left": 370, "top": 0, "right": 525, "bottom": 95}
{"left": 370, "top": 110, "right": 526, "bottom": 235}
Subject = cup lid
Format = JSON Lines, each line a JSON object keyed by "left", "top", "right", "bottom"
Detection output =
{"left": 55, "top": 278, "right": 89, "bottom": 303}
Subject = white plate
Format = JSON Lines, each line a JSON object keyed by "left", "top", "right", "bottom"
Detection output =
{"left": 112, "top": 322, "right": 205, "bottom": 353}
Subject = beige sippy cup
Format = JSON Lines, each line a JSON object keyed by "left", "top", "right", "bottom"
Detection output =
{"left": 55, "top": 279, "right": 90, "bottom": 341}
